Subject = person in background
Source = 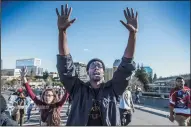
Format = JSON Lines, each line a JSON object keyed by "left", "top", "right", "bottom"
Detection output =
{"left": 25, "top": 93, "right": 34, "bottom": 123}
{"left": 0, "top": 94, "right": 18, "bottom": 126}
{"left": 169, "top": 76, "right": 191, "bottom": 126}
{"left": 15, "top": 91, "right": 26, "bottom": 126}
{"left": 20, "top": 67, "right": 69, "bottom": 126}
{"left": 134, "top": 86, "right": 141, "bottom": 104}
{"left": 119, "top": 87, "right": 135, "bottom": 126}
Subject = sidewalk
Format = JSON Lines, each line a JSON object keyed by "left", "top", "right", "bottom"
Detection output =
{"left": 134, "top": 104, "right": 169, "bottom": 118}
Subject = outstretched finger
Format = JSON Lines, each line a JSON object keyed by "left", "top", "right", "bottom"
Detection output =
{"left": 61, "top": 5, "right": 64, "bottom": 15}
{"left": 24, "top": 66, "right": 27, "bottom": 71}
{"left": 56, "top": 8, "right": 60, "bottom": 16}
{"left": 22, "top": 66, "right": 25, "bottom": 72}
{"left": 67, "top": 7, "right": 72, "bottom": 18}
{"left": 120, "top": 20, "right": 127, "bottom": 28}
{"left": 69, "top": 18, "right": 76, "bottom": 24}
{"left": 26, "top": 70, "right": 28, "bottom": 75}
{"left": 126, "top": 7, "right": 131, "bottom": 17}
{"left": 123, "top": 10, "right": 128, "bottom": 20}
{"left": 135, "top": 11, "right": 138, "bottom": 19}
{"left": 131, "top": 8, "right": 134, "bottom": 18}
{"left": 65, "top": 4, "right": 68, "bottom": 16}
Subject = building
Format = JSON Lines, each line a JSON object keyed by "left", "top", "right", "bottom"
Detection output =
{"left": 16, "top": 58, "right": 43, "bottom": 76}
{"left": 16, "top": 58, "right": 41, "bottom": 67}
{"left": 49, "top": 72, "right": 59, "bottom": 79}
{"left": 143, "top": 66, "right": 153, "bottom": 77}
{"left": 74, "top": 62, "right": 89, "bottom": 82}
{"left": 113, "top": 59, "right": 121, "bottom": 73}
{"left": 1, "top": 69, "right": 21, "bottom": 77}
{"left": 104, "top": 68, "right": 113, "bottom": 82}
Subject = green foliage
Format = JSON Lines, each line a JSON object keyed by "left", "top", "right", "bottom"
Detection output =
{"left": 153, "top": 73, "right": 157, "bottom": 82}
{"left": 148, "top": 74, "right": 153, "bottom": 83}
{"left": 6, "top": 81, "right": 12, "bottom": 86}
{"left": 34, "top": 76, "right": 43, "bottom": 79}
{"left": 53, "top": 81, "right": 63, "bottom": 86}
{"left": 10, "top": 79, "right": 17, "bottom": 85}
{"left": 135, "top": 66, "right": 150, "bottom": 91}
{"left": 43, "top": 71, "right": 49, "bottom": 81}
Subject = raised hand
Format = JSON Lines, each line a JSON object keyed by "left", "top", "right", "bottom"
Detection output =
{"left": 56, "top": 4, "right": 76, "bottom": 31}
{"left": 120, "top": 8, "right": 138, "bottom": 33}
{"left": 20, "top": 66, "right": 28, "bottom": 78}
{"left": 20, "top": 66, "right": 28, "bottom": 83}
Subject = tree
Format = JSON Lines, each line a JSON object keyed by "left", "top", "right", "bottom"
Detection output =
{"left": 43, "top": 71, "right": 49, "bottom": 81}
{"left": 153, "top": 73, "right": 157, "bottom": 82}
{"left": 10, "top": 79, "right": 17, "bottom": 85}
{"left": 134, "top": 66, "right": 150, "bottom": 91}
{"left": 148, "top": 74, "right": 153, "bottom": 83}
{"left": 55, "top": 82, "right": 63, "bottom": 87}
{"left": 137, "top": 63, "right": 140, "bottom": 70}
{"left": 6, "top": 81, "right": 12, "bottom": 86}
{"left": 34, "top": 75, "right": 43, "bottom": 81}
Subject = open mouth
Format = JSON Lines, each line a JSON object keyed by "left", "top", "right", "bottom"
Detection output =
{"left": 93, "top": 71, "right": 100, "bottom": 76}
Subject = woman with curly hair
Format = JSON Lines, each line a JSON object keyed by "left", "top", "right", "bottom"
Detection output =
{"left": 20, "top": 67, "right": 69, "bottom": 126}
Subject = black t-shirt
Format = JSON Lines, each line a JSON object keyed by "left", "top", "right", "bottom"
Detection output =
{"left": 87, "top": 88, "right": 103, "bottom": 126}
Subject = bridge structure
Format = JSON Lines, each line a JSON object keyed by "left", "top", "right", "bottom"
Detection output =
{"left": 154, "top": 74, "right": 190, "bottom": 87}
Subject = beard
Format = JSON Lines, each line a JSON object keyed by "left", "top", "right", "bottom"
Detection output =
{"left": 90, "top": 74, "right": 103, "bottom": 83}
{"left": 176, "top": 84, "right": 184, "bottom": 89}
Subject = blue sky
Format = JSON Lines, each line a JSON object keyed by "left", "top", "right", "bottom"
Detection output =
{"left": 1, "top": 1, "right": 190, "bottom": 77}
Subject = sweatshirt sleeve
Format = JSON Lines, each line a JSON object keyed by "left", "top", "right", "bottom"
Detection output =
{"left": 24, "top": 82, "right": 44, "bottom": 105}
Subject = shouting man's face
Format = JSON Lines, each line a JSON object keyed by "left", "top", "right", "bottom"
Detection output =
{"left": 88, "top": 61, "right": 104, "bottom": 82}
{"left": 176, "top": 78, "right": 185, "bottom": 89}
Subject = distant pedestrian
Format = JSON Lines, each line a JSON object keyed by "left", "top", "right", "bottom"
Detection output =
{"left": 25, "top": 94, "right": 34, "bottom": 123}
{"left": 135, "top": 87, "right": 141, "bottom": 104}
{"left": 119, "top": 87, "right": 135, "bottom": 126}
{"left": 15, "top": 91, "right": 26, "bottom": 126}
{"left": 169, "top": 76, "right": 191, "bottom": 126}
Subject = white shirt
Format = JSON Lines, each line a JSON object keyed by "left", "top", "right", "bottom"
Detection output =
{"left": 119, "top": 90, "right": 133, "bottom": 110}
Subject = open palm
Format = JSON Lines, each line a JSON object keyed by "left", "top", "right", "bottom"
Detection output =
{"left": 20, "top": 66, "right": 28, "bottom": 77}
{"left": 120, "top": 8, "right": 138, "bottom": 33}
{"left": 56, "top": 4, "right": 76, "bottom": 31}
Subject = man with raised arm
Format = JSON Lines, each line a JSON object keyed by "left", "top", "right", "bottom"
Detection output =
{"left": 56, "top": 4, "right": 138, "bottom": 126}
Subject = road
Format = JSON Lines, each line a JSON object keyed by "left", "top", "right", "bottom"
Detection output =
{"left": 1, "top": 91, "right": 177, "bottom": 126}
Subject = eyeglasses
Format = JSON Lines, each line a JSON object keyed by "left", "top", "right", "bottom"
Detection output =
{"left": 44, "top": 94, "right": 54, "bottom": 97}
{"left": 89, "top": 62, "right": 103, "bottom": 69}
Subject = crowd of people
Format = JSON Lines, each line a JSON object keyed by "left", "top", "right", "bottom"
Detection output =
{"left": 1, "top": 82, "right": 69, "bottom": 126}
{"left": 1, "top": 4, "right": 190, "bottom": 126}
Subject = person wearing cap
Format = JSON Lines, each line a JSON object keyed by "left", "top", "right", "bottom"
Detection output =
{"left": 56, "top": 4, "right": 137, "bottom": 126}
{"left": 20, "top": 67, "right": 69, "bottom": 126}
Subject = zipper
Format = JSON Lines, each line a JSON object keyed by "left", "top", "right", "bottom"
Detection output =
{"left": 98, "top": 89, "right": 104, "bottom": 125}
{"left": 85, "top": 87, "right": 94, "bottom": 126}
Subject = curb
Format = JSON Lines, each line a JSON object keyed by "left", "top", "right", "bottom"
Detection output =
{"left": 134, "top": 106, "right": 168, "bottom": 118}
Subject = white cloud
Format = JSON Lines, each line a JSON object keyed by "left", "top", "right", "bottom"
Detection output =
{"left": 83, "top": 49, "right": 91, "bottom": 52}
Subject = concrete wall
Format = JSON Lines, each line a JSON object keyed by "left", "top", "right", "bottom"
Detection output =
{"left": 140, "top": 96, "right": 169, "bottom": 108}
{"left": 132, "top": 95, "right": 169, "bottom": 110}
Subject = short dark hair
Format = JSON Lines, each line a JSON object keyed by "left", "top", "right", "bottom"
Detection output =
{"left": 176, "top": 76, "right": 184, "bottom": 81}
{"left": 86, "top": 58, "right": 105, "bottom": 71}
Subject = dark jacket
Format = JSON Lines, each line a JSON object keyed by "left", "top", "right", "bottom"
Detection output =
{"left": 57, "top": 54, "right": 136, "bottom": 126}
{"left": 0, "top": 94, "right": 18, "bottom": 126}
